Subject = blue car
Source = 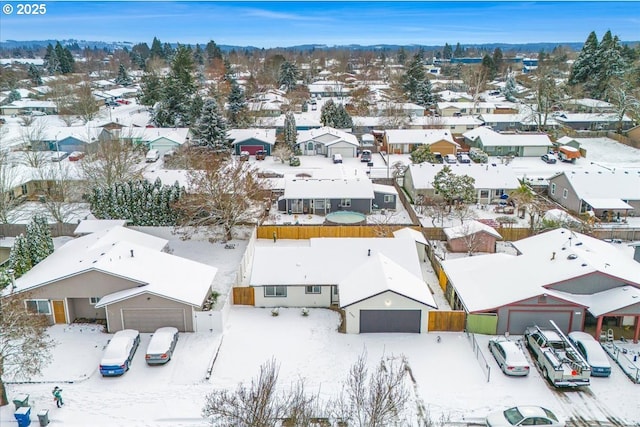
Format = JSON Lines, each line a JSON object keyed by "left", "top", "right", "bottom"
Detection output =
{"left": 99, "top": 329, "right": 140, "bottom": 376}
{"left": 569, "top": 331, "right": 612, "bottom": 377}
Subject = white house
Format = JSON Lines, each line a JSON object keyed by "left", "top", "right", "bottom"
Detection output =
{"left": 463, "top": 126, "right": 551, "bottom": 157}
{"left": 296, "top": 127, "right": 359, "bottom": 158}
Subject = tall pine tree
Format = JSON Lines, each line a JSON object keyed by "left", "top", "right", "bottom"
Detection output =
{"left": 192, "top": 98, "right": 229, "bottom": 151}
{"left": 283, "top": 112, "right": 297, "bottom": 149}
{"left": 227, "top": 80, "right": 248, "bottom": 128}
{"left": 402, "top": 54, "right": 434, "bottom": 107}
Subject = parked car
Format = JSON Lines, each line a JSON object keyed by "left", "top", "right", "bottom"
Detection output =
{"left": 433, "top": 152, "right": 443, "bottom": 163}
{"left": 50, "top": 151, "right": 69, "bottom": 162}
{"left": 255, "top": 150, "right": 267, "bottom": 160}
{"left": 239, "top": 151, "right": 250, "bottom": 161}
{"left": 145, "top": 327, "right": 179, "bottom": 365}
{"left": 486, "top": 406, "right": 564, "bottom": 427}
{"left": 68, "top": 151, "right": 85, "bottom": 161}
{"left": 360, "top": 149, "right": 372, "bottom": 163}
{"left": 116, "top": 99, "right": 131, "bottom": 105}
{"left": 541, "top": 153, "right": 557, "bottom": 164}
{"left": 145, "top": 149, "right": 160, "bottom": 163}
{"left": 332, "top": 153, "right": 343, "bottom": 164}
{"left": 488, "top": 337, "right": 530, "bottom": 376}
{"left": 457, "top": 153, "right": 472, "bottom": 164}
{"left": 568, "top": 331, "right": 612, "bottom": 377}
{"left": 444, "top": 154, "right": 457, "bottom": 164}
{"left": 99, "top": 329, "right": 140, "bottom": 376}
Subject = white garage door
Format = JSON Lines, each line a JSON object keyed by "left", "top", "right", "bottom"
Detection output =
{"left": 329, "top": 146, "right": 355, "bottom": 158}
{"left": 122, "top": 308, "right": 186, "bottom": 333}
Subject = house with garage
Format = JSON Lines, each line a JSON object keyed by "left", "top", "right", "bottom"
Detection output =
{"left": 410, "top": 115, "right": 483, "bottom": 135}
{"left": 40, "top": 126, "right": 102, "bottom": 153}
{"left": 440, "top": 228, "right": 640, "bottom": 340}
{"left": 277, "top": 177, "right": 375, "bottom": 215}
{"left": 143, "top": 128, "right": 192, "bottom": 154}
{"left": 553, "top": 112, "right": 634, "bottom": 131}
{"left": 228, "top": 128, "right": 276, "bottom": 156}
{"left": 547, "top": 169, "right": 640, "bottom": 221}
{"left": 443, "top": 220, "right": 502, "bottom": 254}
{"left": 296, "top": 127, "right": 359, "bottom": 158}
{"left": 248, "top": 237, "right": 437, "bottom": 333}
{"left": 463, "top": 126, "right": 551, "bottom": 157}
{"left": 0, "top": 99, "right": 57, "bottom": 116}
{"left": 403, "top": 163, "right": 521, "bottom": 205}
{"left": 382, "top": 129, "right": 459, "bottom": 155}
{"left": 6, "top": 226, "right": 218, "bottom": 333}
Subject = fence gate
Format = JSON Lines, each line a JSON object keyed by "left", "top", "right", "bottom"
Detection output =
{"left": 428, "top": 310, "right": 466, "bottom": 332}
{"left": 232, "top": 287, "right": 255, "bottom": 306}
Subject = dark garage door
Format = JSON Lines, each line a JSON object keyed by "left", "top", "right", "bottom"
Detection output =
{"left": 239, "top": 145, "right": 263, "bottom": 155}
{"left": 507, "top": 310, "right": 572, "bottom": 335}
{"left": 359, "top": 310, "right": 421, "bottom": 333}
{"left": 122, "top": 308, "right": 186, "bottom": 332}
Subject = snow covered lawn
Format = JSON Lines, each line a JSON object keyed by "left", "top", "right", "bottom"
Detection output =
{"left": 3, "top": 307, "right": 640, "bottom": 426}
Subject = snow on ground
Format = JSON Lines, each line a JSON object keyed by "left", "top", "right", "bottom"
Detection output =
{"left": 3, "top": 308, "right": 640, "bottom": 426}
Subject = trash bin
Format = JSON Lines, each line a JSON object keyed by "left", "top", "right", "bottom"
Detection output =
{"left": 37, "top": 409, "right": 50, "bottom": 426}
{"left": 12, "top": 394, "right": 29, "bottom": 410}
{"left": 14, "top": 406, "right": 31, "bottom": 427}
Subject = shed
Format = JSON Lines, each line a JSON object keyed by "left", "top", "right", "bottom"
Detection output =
{"left": 444, "top": 220, "right": 502, "bottom": 254}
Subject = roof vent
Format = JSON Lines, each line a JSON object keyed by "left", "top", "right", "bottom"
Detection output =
{"left": 567, "top": 254, "right": 578, "bottom": 260}
{"left": 575, "top": 242, "right": 583, "bottom": 246}
{"left": 581, "top": 263, "right": 587, "bottom": 267}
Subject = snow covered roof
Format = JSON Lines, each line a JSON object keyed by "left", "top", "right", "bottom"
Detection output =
{"left": 552, "top": 170, "right": 640, "bottom": 201}
{"left": 384, "top": 129, "right": 456, "bottom": 145}
{"left": 582, "top": 198, "right": 633, "bottom": 210}
{"left": 11, "top": 226, "right": 216, "bottom": 307}
{"left": 339, "top": 253, "right": 437, "bottom": 309}
{"left": 392, "top": 227, "right": 428, "bottom": 246}
{"left": 554, "top": 113, "right": 632, "bottom": 123}
{"left": 553, "top": 286, "right": 640, "bottom": 317}
{"left": 283, "top": 177, "right": 374, "bottom": 199}
{"left": 410, "top": 115, "right": 483, "bottom": 126}
{"left": 297, "top": 126, "right": 359, "bottom": 147}
{"left": 143, "top": 168, "right": 190, "bottom": 189}
{"left": 406, "top": 163, "right": 520, "bottom": 191}
{"left": 74, "top": 220, "right": 129, "bottom": 235}
{"left": 250, "top": 237, "right": 422, "bottom": 286}
{"left": 228, "top": 128, "right": 276, "bottom": 145}
{"left": 462, "top": 126, "right": 551, "bottom": 147}
{"left": 2, "top": 99, "right": 56, "bottom": 109}
{"left": 372, "top": 183, "right": 398, "bottom": 195}
{"left": 142, "top": 127, "right": 191, "bottom": 145}
{"left": 444, "top": 220, "right": 502, "bottom": 240}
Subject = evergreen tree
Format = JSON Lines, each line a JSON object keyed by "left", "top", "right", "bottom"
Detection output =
{"left": 7, "top": 90, "right": 20, "bottom": 103}
{"left": 593, "top": 31, "right": 627, "bottom": 99}
{"left": 26, "top": 215, "right": 54, "bottom": 266}
{"left": 283, "top": 112, "right": 297, "bottom": 149}
{"left": 28, "top": 64, "right": 42, "bottom": 85}
{"left": 205, "top": 40, "right": 223, "bottom": 62}
{"left": 139, "top": 72, "right": 162, "bottom": 107}
{"left": 55, "top": 42, "right": 74, "bottom": 74}
{"left": 453, "top": 43, "right": 464, "bottom": 58}
{"left": 569, "top": 31, "right": 599, "bottom": 86}
{"left": 189, "top": 94, "right": 204, "bottom": 126}
{"left": 114, "top": 64, "right": 133, "bottom": 86}
{"left": 7, "top": 234, "right": 32, "bottom": 279}
{"left": 409, "top": 145, "right": 436, "bottom": 164}
{"left": 334, "top": 104, "right": 353, "bottom": 128}
{"left": 227, "top": 80, "right": 248, "bottom": 128}
{"left": 153, "top": 45, "right": 197, "bottom": 127}
{"left": 442, "top": 43, "right": 453, "bottom": 60}
{"left": 192, "top": 98, "right": 229, "bottom": 151}
{"left": 402, "top": 54, "right": 434, "bottom": 107}
{"left": 193, "top": 44, "right": 205, "bottom": 66}
{"left": 150, "top": 37, "right": 164, "bottom": 59}
{"left": 278, "top": 61, "right": 298, "bottom": 91}
{"left": 43, "top": 44, "right": 59, "bottom": 75}
{"left": 131, "top": 42, "right": 150, "bottom": 68}
{"left": 482, "top": 54, "right": 497, "bottom": 80}
{"left": 503, "top": 73, "right": 517, "bottom": 102}
{"left": 163, "top": 43, "right": 174, "bottom": 59}
{"left": 320, "top": 100, "right": 353, "bottom": 128}
{"left": 492, "top": 48, "right": 503, "bottom": 77}
{"left": 432, "top": 166, "right": 476, "bottom": 211}
{"left": 397, "top": 48, "right": 407, "bottom": 65}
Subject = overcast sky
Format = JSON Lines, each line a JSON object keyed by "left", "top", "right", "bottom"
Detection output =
{"left": 1, "top": 1, "right": 639, "bottom": 48}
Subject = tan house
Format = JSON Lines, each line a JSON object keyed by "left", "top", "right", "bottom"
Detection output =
{"left": 383, "top": 129, "right": 459, "bottom": 155}
{"left": 6, "top": 226, "right": 217, "bottom": 333}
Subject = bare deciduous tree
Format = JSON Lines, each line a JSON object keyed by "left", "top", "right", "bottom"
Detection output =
{"left": 73, "top": 81, "right": 100, "bottom": 124}
{"left": 175, "top": 154, "right": 268, "bottom": 240}
{"left": 272, "top": 143, "right": 294, "bottom": 164}
{"left": 0, "top": 151, "right": 23, "bottom": 223}
{"left": 0, "top": 291, "right": 55, "bottom": 406}
{"left": 36, "top": 162, "right": 85, "bottom": 223}
{"left": 82, "top": 131, "right": 145, "bottom": 190}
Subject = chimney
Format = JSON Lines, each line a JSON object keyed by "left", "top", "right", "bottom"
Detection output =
{"left": 130, "top": 250, "right": 134, "bottom": 258}
{"left": 551, "top": 252, "right": 556, "bottom": 260}
{"left": 368, "top": 249, "right": 371, "bottom": 257}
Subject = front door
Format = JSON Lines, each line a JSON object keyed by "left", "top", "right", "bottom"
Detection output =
{"left": 52, "top": 300, "right": 67, "bottom": 324}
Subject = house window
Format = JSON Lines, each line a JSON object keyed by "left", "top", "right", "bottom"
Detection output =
{"left": 264, "top": 286, "right": 287, "bottom": 297}
{"left": 480, "top": 190, "right": 489, "bottom": 198}
{"left": 25, "top": 299, "right": 51, "bottom": 315}
{"left": 383, "top": 195, "right": 394, "bottom": 203}
{"left": 340, "top": 199, "right": 351, "bottom": 207}
{"left": 21, "top": 184, "right": 28, "bottom": 195}
{"left": 89, "top": 297, "right": 101, "bottom": 305}
{"left": 562, "top": 188, "right": 568, "bottom": 199}
{"left": 305, "top": 286, "right": 321, "bottom": 294}
{"left": 550, "top": 183, "right": 556, "bottom": 195}
{"left": 307, "top": 142, "right": 314, "bottom": 151}
{"left": 494, "top": 189, "right": 505, "bottom": 197}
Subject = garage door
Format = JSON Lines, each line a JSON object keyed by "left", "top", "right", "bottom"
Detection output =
{"left": 122, "top": 308, "right": 186, "bottom": 333}
{"left": 329, "top": 146, "right": 355, "bottom": 158}
{"left": 506, "top": 310, "right": 571, "bottom": 335}
{"left": 359, "top": 310, "right": 421, "bottom": 333}
{"left": 239, "top": 145, "right": 263, "bottom": 155}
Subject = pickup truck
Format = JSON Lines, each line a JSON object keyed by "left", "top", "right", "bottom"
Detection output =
{"left": 557, "top": 146, "right": 581, "bottom": 163}
{"left": 524, "top": 321, "right": 591, "bottom": 387}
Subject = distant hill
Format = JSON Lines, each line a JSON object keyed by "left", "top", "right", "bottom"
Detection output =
{"left": 1, "top": 39, "right": 638, "bottom": 53}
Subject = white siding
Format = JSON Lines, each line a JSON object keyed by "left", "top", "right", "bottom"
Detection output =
{"left": 343, "top": 291, "right": 431, "bottom": 334}
{"left": 254, "top": 285, "right": 333, "bottom": 308}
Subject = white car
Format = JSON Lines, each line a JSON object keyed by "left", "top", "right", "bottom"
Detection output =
{"left": 488, "top": 337, "right": 530, "bottom": 376}
{"left": 486, "top": 406, "right": 564, "bottom": 426}
{"left": 145, "top": 327, "right": 179, "bottom": 365}
{"left": 99, "top": 329, "right": 140, "bottom": 376}
{"left": 568, "top": 331, "right": 612, "bottom": 377}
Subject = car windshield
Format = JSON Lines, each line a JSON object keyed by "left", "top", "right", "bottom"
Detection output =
{"left": 543, "top": 408, "right": 558, "bottom": 421}
{"left": 503, "top": 407, "right": 524, "bottom": 425}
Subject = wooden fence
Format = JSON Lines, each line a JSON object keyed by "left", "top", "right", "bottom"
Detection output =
{"left": 232, "top": 287, "right": 255, "bottom": 306}
{"left": 608, "top": 131, "right": 640, "bottom": 149}
{"left": 257, "top": 224, "right": 417, "bottom": 240}
{"left": 0, "top": 222, "right": 76, "bottom": 238}
{"left": 428, "top": 310, "right": 466, "bottom": 332}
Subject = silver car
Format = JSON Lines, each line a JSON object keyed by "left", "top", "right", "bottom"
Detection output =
{"left": 486, "top": 406, "right": 564, "bottom": 427}
{"left": 145, "top": 327, "right": 179, "bottom": 365}
{"left": 488, "top": 337, "right": 530, "bottom": 376}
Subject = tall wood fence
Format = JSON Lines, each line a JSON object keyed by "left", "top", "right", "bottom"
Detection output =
{"left": 257, "top": 224, "right": 417, "bottom": 239}
{"left": 232, "top": 287, "right": 255, "bottom": 306}
{"left": 428, "top": 310, "right": 466, "bottom": 332}
{"left": 0, "top": 223, "right": 76, "bottom": 238}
